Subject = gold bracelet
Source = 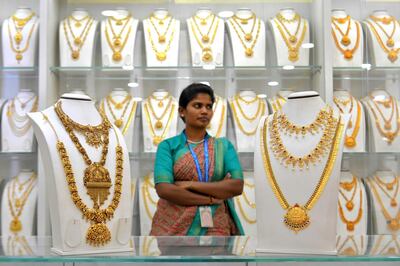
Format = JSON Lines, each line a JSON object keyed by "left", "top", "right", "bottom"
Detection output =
{"left": 209, "top": 196, "right": 214, "bottom": 205}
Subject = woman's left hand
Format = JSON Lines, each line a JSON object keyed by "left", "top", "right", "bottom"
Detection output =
{"left": 174, "top": 181, "right": 193, "bottom": 189}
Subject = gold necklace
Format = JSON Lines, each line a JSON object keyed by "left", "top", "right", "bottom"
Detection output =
{"left": 195, "top": 12, "right": 213, "bottom": 25}
{"left": 8, "top": 173, "right": 37, "bottom": 233}
{"left": 42, "top": 109, "right": 124, "bottom": 246}
{"left": 103, "top": 95, "right": 135, "bottom": 129}
{"left": 376, "top": 174, "right": 398, "bottom": 190}
{"left": 331, "top": 19, "right": 361, "bottom": 60}
{"left": 150, "top": 93, "right": 169, "bottom": 107}
{"left": 368, "top": 178, "right": 400, "bottom": 232}
{"left": 147, "top": 95, "right": 173, "bottom": 129}
{"left": 147, "top": 18, "right": 176, "bottom": 61}
{"left": 8, "top": 17, "right": 36, "bottom": 63}
{"left": 271, "top": 109, "right": 338, "bottom": 169}
{"left": 149, "top": 15, "right": 173, "bottom": 43}
{"left": 7, "top": 97, "right": 38, "bottom": 137}
{"left": 235, "top": 197, "right": 256, "bottom": 224}
{"left": 274, "top": 17, "right": 307, "bottom": 62}
{"left": 190, "top": 16, "right": 219, "bottom": 62}
{"left": 70, "top": 14, "right": 89, "bottom": 27}
{"left": 331, "top": 16, "right": 352, "bottom": 46}
{"left": 192, "top": 13, "right": 216, "bottom": 43}
{"left": 229, "top": 97, "right": 266, "bottom": 136}
{"left": 228, "top": 17, "right": 261, "bottom": 57}
{"left": 142, "top": 175, "right": 158, "bottom": 220}
{"left": 339, "top": 178, "right": 358, "bottom": 211}
{"left": 374, "top": 175, "right": 399, "bottom": 207}
{"left": 369, "top": 95, "right": 395, "bottom": 130}
{"left": 144, "top": 102, "right": 175, "bottom": 145}
{"left": 334, "top": 97, "right": 362, "bottom": 148}
{"left": 232, "top": 14, "right": 257, "bottom": 42}
{"left": 366, "top": 20, "right": 400, "bottom": 62}
{"left": 340, "top": 175, "right": 357, "bottom": 191}
{"left": 63, "top": 16, "right": 94, "bottom": 60}
{"left": 235, "top": 95, "right": 264, "bottom": 121}
{"left": 271, "top": 94, "right": 287, "bottom": 112}
{"left": 11, "top": 11, "right": 35, "bottom": 45}
{"left": 370, "top": 16, "right": 397, "bottom": 47}
{"left": 338, "top": 182, "right": 363, "bottom": 231}
{"left": 105, "top": 16, "right": 132, "bottom": 62}
{"left": 150, "top": 12, "right": 170, "bottom": 25}
{"left": 15, "top": 94, "right": 36, "bottom": 108}
{"left": 208, "top": 97, "right": 226, "bottom": 138}
{"left": 276, "top": 12, "right": 301, "bottom": 44}
{"left": 232, "top": 13, "right": 255, "bottom": 25}
{"left": 261, "top": 115, "right": 343, "bottom": 232}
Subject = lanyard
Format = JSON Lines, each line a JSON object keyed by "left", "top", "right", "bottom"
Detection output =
{"left": 185, "top": 134, "right": 209, "bottom": 183}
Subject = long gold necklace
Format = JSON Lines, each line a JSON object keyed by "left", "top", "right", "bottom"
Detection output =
{"left": 340, "top": 175, "right": 357, "bottom": 191}
{"left": 331, "top": 18, "right": 361, "bottom": 60}
{"left": 339, "top": 178, "right": 358, "bottom": 211}
{"left": 102, "top": 94, "right": 137, "bottom": 131}
{"left": 11, "top": 11, "right": 35, "bottom": 45}
{"left": 274, "top": 16, "right": 307, "bottom": 62}
{"left": 147, "top": 18, "right": 176, "bottom": 61}
{"left": 374, "top": 175, "right": 399, "bottom": 207}
{"left": 366, "top": 96, "right": 400, "bottom": 144}
{"left": 190, "top": 15, "right": 219, "bottom": 62}
{"left": 334, "top": 96, "right": 362, "bottom": 148}
{"left": 231, "top": 14, "right": 257, "bottom": 42}
{"left": 235, "top": 197, "right": 256, "bottom": 224}
{"left": 338, "top": 182, "right": 363, "bottom": 231}
{"left": 8, "top": 16, "right": 37, "bottom": 63}
{"left": 235, "top": 94, "right": 264, "bottom": 121}
{"left": 261, "top": 114, "right": 343, "bottom": 232}
{"left": 368, "top": 178, "right": 400, "bottom": 232}
{"left": 8, "top": 173, "right": 37, "bottom": 233}
{"left": 228, "top": 17, "right": 261, "bottom": 57}
{"left": 370, "top": 16, "right": 397, "bottom": 47}
{"left": 376, "top": 174, "right": 398, "bottom": 190}
{"left": 142, "top": 174, "right": 158, "bottom": 220}
{"left": 366, "top": 20, "right": 400, "bottom": 62}
{"left": 369, "top": 95, "right": 395, "bottom": 130}
{"left": 105, "top": 16, "right": 132, "bottom": 62}
{"left": 149, "top": 14, "right": 173, "bottom": 43}
{"left": 230, "top": 97, "right": 266, "bottom": 136}
{"left": 208, "top": 96, "right": 226, "bottom": 138}
{"left": 7, "top": 97, "right": 38, "bottom": 137}
{"left": 271, "top": 95, "right": 287, "bottom": 112}
{"left": 235, "top": 179, "right": 256, "bottom": 224}
{"left": 144, "top": 101, "right": 175, "bottom": 145}
{"left": 43, "top": 106, "right": 124, "bottom": 246}
{"left": 147, "top": 95, "right": 173, "bottom": 129}
{"left": 276, "top": 12, "right": 301, "bottom": 44}
{"left": 271, "top": 108, "right": 338, "bottom": 169}
{"left": 63, "top": 16, "right": 94, "bottom": 60}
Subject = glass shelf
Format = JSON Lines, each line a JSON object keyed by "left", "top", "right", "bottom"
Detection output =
{"left": 1, "top": 235, "right": 399, "bottom": 263}
{"left": 0, "top": 152, "right": 37, "bottom": 161}
{"left": 0, "top": 67, "right": 38, "bottom": 78}
{"left": 333, "top": 66, "right": 400, "bottom": 81}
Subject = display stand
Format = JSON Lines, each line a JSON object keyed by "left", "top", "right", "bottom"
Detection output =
{"left": 139, "top": 236, "right": 161, "bottom": 256}
{"left": 100, "top": 9, "right": 139, "bottom": 67}
{"left": 207, "top": 95, "right": 227, "bottom": 138}
{"left": 2, "top": 7, "right": 39, "bottom": 67}
{"left": 268, "top": 90, "right": 293, "bottom": 113}
{"left": 254, "top": 91, "right": 349, "bottom": 254}
{"left": 138, "top": 172, "right": 159, "bottom": 235}
{"left": 28, "top": 93, "right": 132, "bottom": 255}
{"left": 1, "top": 90, "right": 38, "bottom": 152}
{"left": 336, "top": 235, "right": 367, "bottom": 256}
{"left": 370, "top": 235, "right": 400, "bottom": 255}
{"left": 59, "top": 9, "right": 98, "bottom": 67}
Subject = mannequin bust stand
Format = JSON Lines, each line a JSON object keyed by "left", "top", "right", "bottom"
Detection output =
{"left": 139, "top": 172, "right": 159, "bottom": 235}
{"left": 101, "top": 9, "right": 138, "bottom": 67}
{"left": 268, "top": 90, "right": 293, "bottom": 112}
{"left": 28, "top": 92, "right": 132, "bottom": 255}
{"left": 254, "top": 91, "right": 349, "bottom": 254}
{"left": 2, "top": 7, "right": 39, "bottom": 67}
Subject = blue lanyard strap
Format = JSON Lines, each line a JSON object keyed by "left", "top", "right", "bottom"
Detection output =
{"left": 186, "top": 134, "right": 209, "bottom": 183}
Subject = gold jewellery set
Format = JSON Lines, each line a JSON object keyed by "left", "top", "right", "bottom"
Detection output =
{"left": 7, "top": 95, "right": 38, "bottom": 137}
{"left": 367, "top": 15, "right": 400, "bottom": 63}
{"left": 189, "top": 12, "right": 220, "bottom": 63}
{"left": 8, "top": 11, "right": 37, "bottom": 63}
{"left": 333, "top": 95, "right": 362, "bottom": 148}
{"left": 63, "top": 14, "right": 95, "bottom": 60}
{"left": 147, "top": 13, "right": 176, "bottom": 61}
{"left": 338, "top": 176, "right": 364, "bottom": 232}
{"left": 228, "top": 12, "right": 261, "bottom": 57}
{"left": 331, "top": 15, "right": 361, "bottom": 60}
{"left": 274, "top": 12, "right": 307, "bottom": 62}
{"left": 261, "top": 108, "right": 343, "bottom": 232}
{"left": 143, "top": 93, "right": 176, "bottom": 145}
{"left": 270, "top": 94, "right": 287, "bottom": 112}
{"left": 105, "top": 14, "right": 133, "bottom": 62}
{"left": 42, "top": 101, "right": 124, "bottom": 246}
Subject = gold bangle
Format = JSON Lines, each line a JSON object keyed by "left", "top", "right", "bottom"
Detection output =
{"left": 209, "top": 196, "right": 214, "bottom": 205}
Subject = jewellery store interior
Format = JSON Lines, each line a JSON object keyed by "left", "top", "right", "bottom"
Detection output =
{"left": 0, "top": 0, "right": 400, "bottom": 262}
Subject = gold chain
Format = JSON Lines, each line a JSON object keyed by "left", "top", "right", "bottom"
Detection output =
{"left": 149, "top": 15, "right": 173, "bottom": 43}
{"left": 144, "top": 101, "right": 175, "bottom": 146}
{"left": 234, "top": 95, "right": 264, "bottom": 121}
{"left": 105, "top": 16, "right": 132, "bottom": 62}
{"left": 366, "top": 20, "right": 400, "bottom": 62}
{"left": 102, "top": 94, "right": 134, "bottom": 129}
{"left": 338, "top": 181, "right": 363, "bottom": 232}
{"left": 260, "top": 115, "right": 343, "bottom": 232}
{"left": 369, "top": 95, "right": 396, "bottom": 129}
{"left": 376, "top": 174, "right": 398, "bottom": 190}
{"left": 334, "top": 97, "right": 362, "bottom": 148}
{"left": 276, "top": 12, "right": 301, "bottom": 44}
{"left": 7, "top": 235, "right": 34, "bottom": 256}
{"left": 63, "top": 16, "right": 94, "bottom": 61}
{"left": 7, "top": 97, "right": 38, "bottom": 137}
{"left": 337, "top": 235, "right": 363, "bottom": 256}
{"left": 147, "top": 95, "right": 173, "bottom": 130}
{"left": 331, "top": 19, "right": 361, "bottom": 60}
{"left": 147, "top": 18, "right": 176, "bottom": 61}
{"left": 340, "top": 175, "right": 356, "bottom": 191}
{"left": 11, "top": 11, "right": 35, "bottom": 47}
{"left": 370, "top": 16, "right": 397, "bottom": 45}
{"left": 208, "top": 96, "right": 226, "bottom": 138}
{"left": 12, "top": 12, "right": 35, "bottom": 27}
{"left": 229, "top": 98, "right": 266, "bottom": 136}
{"left": 235, "top": 197, "right": 256, "bottom": 224}
{"left": 228, "top": 17, "right": 261, "bottom": 57}
{"left": 232, "top": 13, "right": 255, "bottom": 24}
{"left": 190, "top": 16, "right": 220, "bottom": 63}
{"left": 70, "top": 14, "right": 89, "bottom": 27}
{"left": 374, "top": 175, "right": 399, "bottom": 207}
{"left": 7, "top": 17, "right": 37, "bottom": 63}
{"left": 142, "top": 174, "right": 158, "bottom": 220}
{"left": 339, "top": 178, "right": 358, "bottom": 210}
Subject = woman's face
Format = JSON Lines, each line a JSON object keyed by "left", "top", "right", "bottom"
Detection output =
{"left": 180, "top": 93, "right": 214, "bottom": 129}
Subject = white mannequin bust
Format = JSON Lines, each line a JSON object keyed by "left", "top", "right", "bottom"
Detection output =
{"left": 101, "top": 9, "right": 139, "bottom": 67}
{"left": 187, "top": 8, "right": 224, "bottom": 67}
{"left": 1, "top": 89, "right": 37, "bottom": 152}
{"left": 229, "top": 90, "right": 268, "bottom": 152}
{"left": 333, "top": 89, "right": 366, "bottom": 152}
{"left": 141, "top": 90, "right": 178, "bottom": 153}
{"left": 28, "top": 92, "right": 132, "bottom": 254}
{"left": 370, "top": 235, "right": 399, "bottom": 255}
{"left": 268, "top": 90, "right": 294, "bottom": 112}
{"left": 207, "top": 94, "right": 227, "bottom": 138}
{"left": 235, "top": 171, "right": 257, "bottom": 237}
{"left": 143, "top": 9, "right": 180, "bottom": 67}
{"left": 2, "top": 7, "right": 39, "bottom": 67}
{"left": 254, "top": 91, "right": 349, "bottom": 254}
{"left": 270, "top": 8, "right": 310, "bottom": 66}
{"left": 138, "top": 172, "right": 159, "bottom": 235}
{"left": 362, "top": 89, "right": 400, "bottom": 152}
{"left": 331, "top": 9, "right": 363, "bottom": 67}
{"left": 365, "top": 10, "right": 400, "bottom": 66}
{"left": 227, "top": 9, "right": 266, "bottom": 66}
{"left": 60, "top": 9, "right": 98, "bottom": 67}
{"left": 99, "top": 88, "right": 138, "bottom": 152}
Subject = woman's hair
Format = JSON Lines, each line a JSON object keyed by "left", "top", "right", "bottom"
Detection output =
{"left": 179, "top": 83, "right": 215, "bottom": 109}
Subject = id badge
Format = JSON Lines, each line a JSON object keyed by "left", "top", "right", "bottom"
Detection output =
{"left": 199, "top": 206, "right": 214, "bottom": 228}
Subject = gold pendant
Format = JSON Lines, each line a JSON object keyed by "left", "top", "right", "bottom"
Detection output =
{"left": 202, "top": 51, "right": 213, "bottom": 62}
{"left": 241, "top": 20, "right": 248, "bottom": 25}
{"left": 245, "top": 48, "right": 253, "bottom": 57}
{"left": 387, "top": 183, "right": 394, "bottom": 190}
{"left": 10, "top": 218, "right": 22, "bottom": 233}
{"left": 159, "top": 20, "right": 164, "bottom": 25}
{"left": 116, "top": 20, "right": 123, "bottom": 26}
{"left": 155, "top": 120, "right": 163, "bottom": 129}
{"left": 343, "top": 247, "right": 356, "bottom": 256}
{"left": 14, "top": 32, "right": 23, "bottom": 44}
{"left": 74, "top": 37, "right": 82, "bottom": 45}
{"left": 341, "top": 35, "right": 351, "bottom": 46}
{"left": 17, "top": 21, "right": 26, "bottom": 27}
{"left": 245, "top": 33, "right": 252, "bottom": 42}
{"left": 284, "top": 204, "right": 310, "bottom": 232}
{"left": 346, "top": 201, "right": 354, "bottom": 211}
{"left": 115, "top": 103, "right": 123, "bottom": 109}
{"left": 388, "top": 219, "right": 399, "bottom": 231}
{"left": 391, "top": 198, "right": 397, "bottom": 207}
{"left": 288, "top": 50, "right": 299, "bottom": 62}
{"left": 83, "top": 163, "right": 111, "bottom": 208}
{"left": 385, "top": 122, "right": 392, "bottom": 130}
{"left": 158, "top": 101, "right": 164, "bottom": 108}
{"left": 115, "top": 119, "right": 123, "bottom": 128}
{"left": 345, "top": 136, "right": 356, "bottom": 148}
{"left": 72, "top": 50, "right": 80, "bottom": 60}
{"left": 84, "top": 131, "right": 103, "bottom": 148}
{"left": 114, "top": 38, "right": 121, "bottom": 47}
{"left": 202, "top": 35, "right": 209, "bottom": 43}
{"left": 158, "top": 35, "right": 166, "bottom": 43}
{"left": 153, "top": 136, "right": 163, "bottom": 145}
{"left": 113, "top": 52, "right": 122, "bottom": 62}
{"left": 384, "top": 101, "right": 391, "bottom": 108}
{"left": 382, "top": 17, "right": 392, "bottom": 25}
{"left": 201, "top": 19, "right": 207, "bottom": 26}
{"left": 387, "top": 38, "right": 395, "bottom": 47}
{"left": 75, "top": 22, "right": 82, "bottom": 27}
{"left": 289, "top": 35, "right": 297, "bottom": 44}
{"left": 156, "top": 52, "right": 167, "bottom": 61}
{"left": 387, "top": 247, "right": 397, "bottom": 255}
{"left": 86, "top": 223, "right": 111, "bottom": 246}
{"left": 388, "top": 50, "right": 398, "bottom": 62}
{"left": 15, "top": 199, "right": 22, "bottom": 208}
{"left": 344, "top": 50, "right": 353, "bottom": 60}
{"left": 346, "top": 221, "right": 355, "bottom": 231}
{"left": 16, "top": 53, "right": 23, "bottom": 62}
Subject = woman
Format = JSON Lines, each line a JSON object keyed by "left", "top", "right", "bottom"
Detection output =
{"left": 150, "top": 83, "right": 244, "bottom": 236}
